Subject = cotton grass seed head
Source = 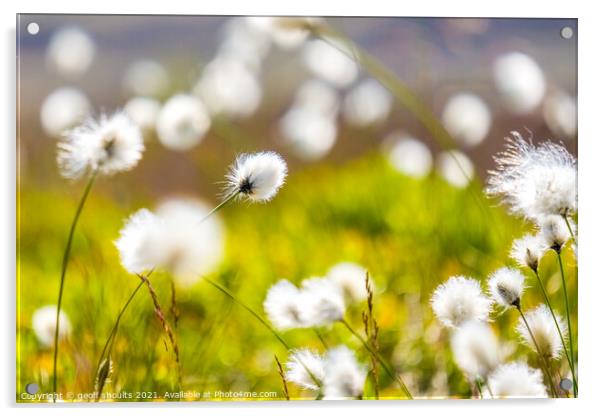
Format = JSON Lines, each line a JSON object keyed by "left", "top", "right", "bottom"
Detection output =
{"left": 486, "top": 132, "right": 577, "bottom": 220}
{"left": 510, "top": 233, "right": 547, "bottom": 271}
{"left": 285, "top": 348, "right": 325, "bottom": 391}
{"left": 322, "top": 346, "right": 367, "bottom": 399}
{"left": 326, "top": 262, "right": 370, "bottom": 303}
{"left": 451, "top": 320, "right": 500, "bottom": 381}
{"left": 488, "top": 361, "right": 547, "bottom": 398}
{"left": 299, "top": 277, "right": 346, "bottom": 326}
{"left": 537, "top": 214, "right": 573, "bottom": 251}
{"left": 32, "top": 305, "right": 72, "bottom": 348}
{"left": 487, "top": 267, "right": 525, "bottom": 309}
{"left": 57, "top": 112, "right": 144, "bottom": 180}
{"left": 156, "top": 94, "right": 211, "bottom": 151}
{"left": 263, "top": 279, "right": 307, "bottom": 330}
{"left": 516, "top": 304, "right": 567, "bottom": 360}
{"left": 431, "top": 276, "right": 492, "bottom": 328}
{"left": 40, "top": 87, "right": 91, "bottom": 138}
{"left": 225, "top": 151, "right": 287, "bottom": 202}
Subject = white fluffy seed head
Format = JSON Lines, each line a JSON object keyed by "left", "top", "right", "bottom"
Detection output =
{"left": 156, "top": 94, "right": 211, "bottom": 152}
{"left": 302, "top": 38, "right": 359, "bottom": 88}
{"left": 385, "top": 133, "right": 433, "bottom": 179}
{"left": 124, "top": 96, "right": 161, "bottom": 134}
{"left": 537, "top": 214, "right": 573, "bottom": 251}
{"left": 299, "top": 277, "right": 346, "bottom": 326}
{"left": 46, "top": 27, "right": 95, "bottom": 78}
{"left": 436, "top": 150, "right": 475, "bottom": 188}
{"left": 40, "top": 87, "right": 91, "bottom": 138}
{"left": 516, "top": 304, "right": 567, "bottom": 360}
{"left": 487, "top": 267, "right": 525, "bottom": 308}
{"left": 122, "top": 60, "right": 170, "bottom": 98}
{"left": 510, "top": 234, "right": 547, "bottom": 271}
{"left": 486, "top": 132, "right": 577, "bottom": 220}
{"left": 442, "top": 93, "right": 491, "bottom": 147}
{"left": 114, "top": 199, "right": 225, "bottom": 287}
{"left": 326, "top": 262, "right": 370, "bottom": 303}
{"left": 225, "top": 151, "right": 288, "bottom": 202}
{"left": 451, "top": 320, "right": 500, "bottom": 381}
{"left": 323, "top": 346, "right": 367, "bottom": 399}
{"left": 32, "top": 305, "right": 72, "bottom": 348}
{"left": 279, "top": 105, "right": 337, "bottom": 161}
{"left": 493, "top": 52, "right": 546, "bottom": 115}
{"left": 431, "top": 276, "right": 492, "bottom": 328}
{"left": 543, "top": 90, "right": 577, "bottom": 139}
{"left": 57, "top": 112, "right": 144, "bottom": 180}
{"left": 342, "top": 79, "right": 393, "bottom": 127}
{"left": 285, "top": 348, "right": 325, "bottom": 391}
{"left": 488, "top": 361, "right": 548, "bottom": 398}
{"left": 263, "top": 279, "right": 307, "bottom": 330}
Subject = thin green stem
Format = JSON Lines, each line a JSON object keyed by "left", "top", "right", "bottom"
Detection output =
{"left": 484, "top": 380, "right": 494, "bottom": 398}
{"left": 517, "top": 307, "right": 558, "bottom": 398}
{"left": 562, "top": 214, "right": 576, "bottom": 243}
{"left": 199, "top": 190, "right": 240, "bottom": 224}
{"left": 532, "top": 268, "right": 577, "bottom": 395}
{"left": 339, "top": 318, "right": 412, "bottom": 399}
{"left": 475, "top": 379, "right": 484, "bottom": 399}
{"left": 313, "top": 328, "right": 328, "bottom": 349}
{"left": 52, "top": 170, "right": 97, "bottom": 401}
{"left": 556, "top": 251, "right": 576, "bottom": 396}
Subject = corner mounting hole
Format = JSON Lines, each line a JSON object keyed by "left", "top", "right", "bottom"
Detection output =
{"left": 27, "top": 22, "right": 39, "bottom": 35}
{"left": 561, "top": 26, "right": 574, "bottom": 40}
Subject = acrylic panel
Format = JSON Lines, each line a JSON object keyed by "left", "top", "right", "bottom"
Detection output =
{"left": 16, "top": 14, "right": 578, "bottom": 402}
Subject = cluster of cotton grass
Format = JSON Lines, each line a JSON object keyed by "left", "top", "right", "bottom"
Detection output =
{"left": 431, "top": 133, "right": 577, "bottom": 398}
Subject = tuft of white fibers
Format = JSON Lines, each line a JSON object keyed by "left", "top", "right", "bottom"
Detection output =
{"left": 516, "top": 304, "right": 567, "bottom": 359}
{"left": 441, "top": 93, "right": 491, "bottom": 147}
{"left": 40, "top": 87, "right": 91, "bottom": 138}
{"left": 263, "top": 279, "right": 308, "bottom": 329}
{"left": 487, "top": 267, "right": 525, "bottom": 309}
{"left": 218, "top": 18, "right": 271, "bottom": 73}
{"left": 114, "top": 198, "right": 225, "bottom": 287}
{"left": 32, "top": 305, "right": 72, "bottom": 348}
{"left": 57, "top": 112, "right": 144, "bottom": 180}
{"left": 326, "top": 262, "right": 370, "bottom": 303}
{"left": 431, "top": 276, "right": 492, "bottom": 328}
{"left": 193, "top": 56, "right": 262, "bottom": 118}
{"left": 245, "top": 16, "right": 321, "bottom": 50}
{"left": 451, "top": 320, "right": 500, "bottom": 381}
{"left": 384, "top": 133, "right": 433, "bottom": 179}
{"left": 486, "top": 132, "right": 577, "bottom": 219}
{"left": 488, "top": 361, "right": 548, "bottom": 398}
{"left": 436, "top": 150, "right": 474, "bottom": 188}
{"left": 299, "top": 277, "right": 346, "bottom": 326}
{"left": 225, "top": 151, "right": 288, "bottom": 202}
{"left": 342, "top": 79, "right": 393, "bottom": 127}
{"left": 294, "top": 79, "right": 340, "bottom": 118}
{"left": 537, "top": 214, "right": 573, "bottom": 251}
{"left": 156, "top": 94, "right": 211, "bottom": 152}
{"left": 122, "top": 60, "right": 170, "bottom": 98}
{"left": 322, "top": 346, "right": 367, "bottom": 399}
{"left": 45, "top": 27, "right": 95, "bottom": 78}
{"left": 493, "top": 52, "right": 546, "bottom": 115}
{"left": 302, "top": 38, "right": 359, "bottom": 89}
{"left": 124, "top": 97, "right": 161, "bottom": 135}
{"left": 510, "top": 234, "right": 547, "bottom": 271}
{"left": 285, "top": 348, "right": 325, "bottom": 390}
{"left": 543, "top": 90, "right": 577, "bottom": 139}
{"left": 279, "top": 104, "right": 338, "bottom": 161}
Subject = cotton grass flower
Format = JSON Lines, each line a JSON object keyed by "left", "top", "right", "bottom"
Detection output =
{"left": 46, "top": 27, "right": 95, "bottom": 78}
{"left": 493, "top": 52, "right": 546, "bottom": 115}
{"left": 124, "top": 96, "right": 161, "bottom": 135}
{"left": 115, "top": 198, "right": 225, "bottom": 287}
{"left": 543, "top": 90, "right": 577, "bottom": 139}
{"left": 385, "top": 133, "right": 433, "bottom": 179}
{"left": 322, "top": 346, "right": 367, "bottom": 399}
{"left": 431, "top": 276, "right": 492, "bottom": 328}
{"left": 537, "top": 214, "right": 573, "bottom": 251}
{"left": 122, "top": 60, "right": 170, "bottom": 98}
{"left": 486, "top": 132, "right": 577, "bottom": 219}
{"left": 32, "top": 305, "right": 72, "bottom": 348}
{"left": 516, "top": 304, "right": 567, "bottom": 360}
{"left": 40, "top": 87, "right": 91, "bottom": 138}
{"left": 302, "top": 38, "right": 359, "bottom": 88}
{"left": 441, "top": 93, "right": 491, "bottom": 147}
{"left": 488, "top": 362, "right": 547, "bottom": 398}
{"left": 342, "top": 79, "right": 393, "bottom": 127}
{"left": 487, "top": 267, "right": 526, "bottom": 309}
{"left": 57, "top": 112, "right": 144, "bottom": 180}
{"left": 263, "top": 279, "right": 307, "bottom": 330}
{"left": 156, "top": 94, "right": 211, "bottom": 151}
{"left": 217, "top": 18, "right": 271, "bottom": 73}
{"left": 451, "top": 321, "right": 500, "bottom": 381}
{"left": 510, "top": 233, "right": 546, "bottom": 272}
{"left": 279, "top": 105, "right": 338, "bottom": 161}
{"left": 326, "top": 262, "right": 370, "bottom": 303}
{"left": 436, "top": 150, "right": 474, "bottom": 188}
{"left": 225, "top": 151, "right": 287, "bottom": 202}
{"left": 294, "top": 79, "right": 340, "bottom": 118}
{"left": 193, "top": 56, "right": 262, "bottom": 118}
{"left": 285, "top": 348, "right": 325, "bottom": 390}
{"left": 245, "top": 16, "right": 321, "bottom": 50}
{"left": 299, "top": 277, "right": 346, "bottom": 326}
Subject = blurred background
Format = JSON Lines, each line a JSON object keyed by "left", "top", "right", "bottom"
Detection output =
{"left": 17, "top": 15, "right": 577, "bottom": 401}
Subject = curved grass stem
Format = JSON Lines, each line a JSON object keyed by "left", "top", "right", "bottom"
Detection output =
{"left": 339, "top": 318, "right": 412, "bottom": 399}
{"left": 52, "top": 170, "right": 97, "bottom": 401}
{"left": 556, "top": 250, "right": 577, "bottom": 396}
